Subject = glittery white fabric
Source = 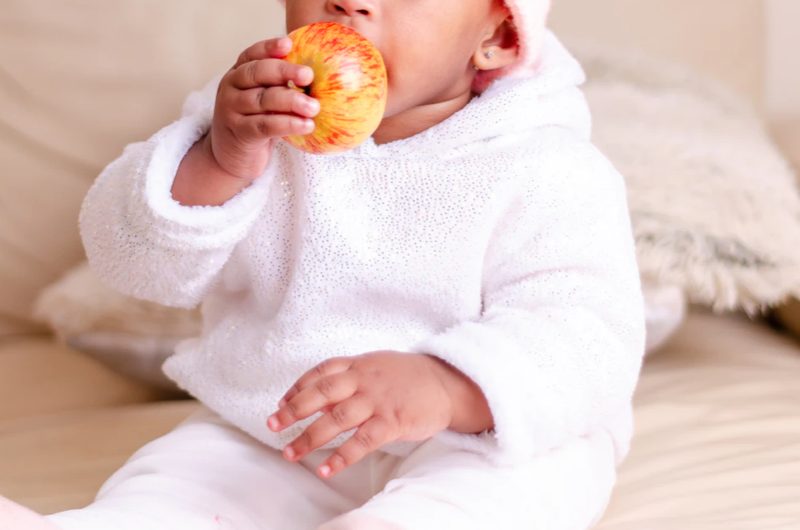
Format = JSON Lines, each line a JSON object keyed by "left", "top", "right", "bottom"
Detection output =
{"left": 79, "top": 31, "right": 646, "bottom": 466}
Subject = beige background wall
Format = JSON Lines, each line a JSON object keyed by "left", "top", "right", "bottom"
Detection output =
{"left": 550, "top": 0, "right": 799, "bottom": 123}
{"left": 549, "top": 0, "right": 766, "bottom": 113}
{"left": 765, "top": 0, "right": 800, "bottom": 122}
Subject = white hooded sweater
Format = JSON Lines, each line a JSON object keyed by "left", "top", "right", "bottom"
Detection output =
{"left": 79, "top": 31, "right": 646, "bottom": 467}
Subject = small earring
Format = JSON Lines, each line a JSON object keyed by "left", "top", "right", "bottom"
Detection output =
{"left": 474, "top": 49, "right": 495, "bottom": 71}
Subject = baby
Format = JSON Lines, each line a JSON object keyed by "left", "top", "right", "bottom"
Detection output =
{"left": 1, "top": 0, "right": 646, "bottom": 528}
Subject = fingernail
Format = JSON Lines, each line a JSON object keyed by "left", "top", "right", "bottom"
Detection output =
{"left": 305, "top": 99, "right": 320, "bottom": 114}
{"left": 319, "top": 464, "right": 331, "bottom": 477}
{"left": 284, "top": 446, "right": 296, "bottom": 460}
{"left": 304, "top": 119, "right": 315, "bottom": 132}
{"left": 268, "top": 415, "right": 280, "bottom": 430}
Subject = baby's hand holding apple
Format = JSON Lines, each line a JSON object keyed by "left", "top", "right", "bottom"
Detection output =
{"left": 210, "top": 37, "right": 320, "bottom": 180}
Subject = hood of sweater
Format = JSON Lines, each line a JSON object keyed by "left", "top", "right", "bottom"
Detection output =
{"left": 321, "top": 30, "right": 589, "bottom": 159}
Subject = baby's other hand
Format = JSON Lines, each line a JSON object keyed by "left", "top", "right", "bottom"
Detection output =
{"left": 267, "top": 351, "right": 455, "bottom": 479}
{"left": 210, "top": 36, "right": 320, "bottom": 179}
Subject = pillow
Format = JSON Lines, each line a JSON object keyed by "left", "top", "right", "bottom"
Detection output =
{"left": 33, "top": 261, "right": 684, "bottom": 389}
{"left": 33, "top": 262, "right": 199, "bottom": 392}
{"left": 572, "top": 41, "right": 800, "bottom": 316}
{"left": 65, "top": 333, "right": 184, "bottom": 393}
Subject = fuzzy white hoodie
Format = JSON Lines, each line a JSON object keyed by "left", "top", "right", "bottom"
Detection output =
{"left": 79, "top": 30, "right": 646, "bottom": 467}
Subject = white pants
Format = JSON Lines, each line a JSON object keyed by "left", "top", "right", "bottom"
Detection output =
{"left": 46, "top": 406, "right": 618, "bottom": 530}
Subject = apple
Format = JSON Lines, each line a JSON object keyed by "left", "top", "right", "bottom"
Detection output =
{"left": 283, "top": 21, "right": 388, "bottom": 154}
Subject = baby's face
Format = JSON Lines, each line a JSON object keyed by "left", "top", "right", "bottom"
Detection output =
{"left": 285, "top": 0, "right": 502, "bottom": 119}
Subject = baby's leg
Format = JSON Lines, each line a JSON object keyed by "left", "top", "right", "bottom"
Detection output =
{"left": 8, "top": 406, "right": 370, "bottom": 530}
{"left": 320, "top": 430, "right": 618, "bottom": 530}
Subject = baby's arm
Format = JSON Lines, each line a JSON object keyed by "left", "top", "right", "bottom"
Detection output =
{"left": 79, "top": 37, "right": 317, "bottom": 309}
{"left": 172, "top": 37, "right": 317, "bottom": 207}
{"left": 78, "top": 78, "right": 265, "bottom": 309}
{"left": 410, "top": 132, "right": 647, "bottom": 465}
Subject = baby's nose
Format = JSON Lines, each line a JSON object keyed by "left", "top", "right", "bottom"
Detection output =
{"left": 327, "top": 0, "right": 374, "bottom": 18}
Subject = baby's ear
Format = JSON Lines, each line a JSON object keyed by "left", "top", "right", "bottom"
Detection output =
{"left": 472, "top": 15, "right": 520, "bottom": 72}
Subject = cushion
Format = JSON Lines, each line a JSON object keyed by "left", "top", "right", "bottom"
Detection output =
{"left": 576, "top": 42, "right": 800, "bottom": 315}
{"left": 0, "top": 336, "right": 174, "bottom": 422}
{"left": 0, "top": 0, "right": 285, "bottom": 336}
{"left": 32, "top": 261, "right": 200, "bottom": 391}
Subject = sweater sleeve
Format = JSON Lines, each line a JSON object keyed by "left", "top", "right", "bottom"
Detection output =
{"left": 78, "top": 75, "right": 277, "bottom": 309}
{"left": 409, "top": 135, "right": 647, "bottom": 465}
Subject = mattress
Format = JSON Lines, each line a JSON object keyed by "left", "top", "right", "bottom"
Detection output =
{"left": 597, "top": 309, "right": 800, "bottom": 529}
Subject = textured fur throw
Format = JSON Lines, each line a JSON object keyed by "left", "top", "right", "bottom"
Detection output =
{"left": 575, "top": 41, "right": 800, "bottom": 315}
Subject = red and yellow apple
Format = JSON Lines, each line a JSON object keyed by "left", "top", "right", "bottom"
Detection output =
{"left": 283, "top": 21, "right": 388, "bottom": 154}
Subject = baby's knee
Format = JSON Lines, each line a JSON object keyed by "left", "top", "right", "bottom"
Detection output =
{"left": 317, "top": 511, "right": 404, "bottom": 530}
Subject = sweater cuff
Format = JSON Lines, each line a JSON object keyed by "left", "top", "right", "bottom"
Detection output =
{"left": 136, "top": 111, "right": 275, "bottom": 249}
{"left": 409, "top": 320, "right": 532, "bottom": 466}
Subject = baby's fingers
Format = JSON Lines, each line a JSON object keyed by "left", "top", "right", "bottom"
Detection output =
{"left": 234, "top": 86, "right": 320, "bottom": 118}
{"left": 319, "top": 417, "right": 396, "bottom": 479}
{"left": 228, "top": 59, "right": 314, "bottom": 91}
{"left": 234, "top": 37, "right": 292, "bottom": 68}
{"left": 232, "top": 113, "right": 315, "bottom": 142}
